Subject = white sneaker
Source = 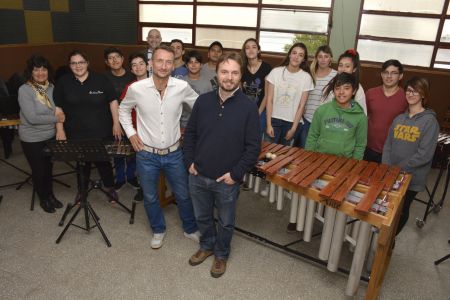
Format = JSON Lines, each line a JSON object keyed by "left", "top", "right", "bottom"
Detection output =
{"left": 184, "top": 230, "right": 201, "bottom": 243}
{"left": 151, "top": 232, "right": 166, "bottom": 249}
{"left": 260, "top": 186, "right": 269, "bottom": 197}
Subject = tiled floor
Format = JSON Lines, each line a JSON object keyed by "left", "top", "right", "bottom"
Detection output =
{"left": 0, "top": 139, "right": 449, "bottom": 299}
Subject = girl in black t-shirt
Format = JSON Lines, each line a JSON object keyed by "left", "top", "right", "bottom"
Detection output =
{"left": 241, "top": 38, "right": 272, "bottom": 137}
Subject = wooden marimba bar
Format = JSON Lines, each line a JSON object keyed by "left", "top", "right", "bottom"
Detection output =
{"left": 247, "top": 142, "right": 410, "bottom": 300}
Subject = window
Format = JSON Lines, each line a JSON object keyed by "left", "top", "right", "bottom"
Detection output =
{"left": 137, "top": 0, "right": 334, "bottom": 54}
{"left": 357, "top": 0, "right": 450, "bottom": 70}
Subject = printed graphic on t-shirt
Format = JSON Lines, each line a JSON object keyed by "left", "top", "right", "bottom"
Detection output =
{"left": 275, "top": 82, "right": 297, "bottom": 106}
{"left": 393, "top": 124, "right": 420, "bottom": 142}
{"left": 243, "top": 79, "right": 262, "bottom": 103}
{"left": 324, "top": 117, "right": 354, "bottom": 131}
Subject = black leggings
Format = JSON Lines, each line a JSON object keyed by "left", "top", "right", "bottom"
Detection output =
{"left": 396, "top": 190, "right": 418, "bottom": 235}
{"left": 21, "top": 139, "right": 53, "bottom": 201}
{"left": 76, "top": 161, "right": 114, "bottom": 190}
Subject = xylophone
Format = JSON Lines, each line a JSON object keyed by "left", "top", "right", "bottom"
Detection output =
{"left": 245, "top": 142, "right": 411, "bottom": 300}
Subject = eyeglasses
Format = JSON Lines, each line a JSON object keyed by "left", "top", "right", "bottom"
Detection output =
{"left": 381, "top": 71, "right": 400, "bottom": 77}
{"left": 405, "top": 88, "right": 420, "bottom": 96}
{"left": 70, "top": 61, "right": 87, "bottom": 66}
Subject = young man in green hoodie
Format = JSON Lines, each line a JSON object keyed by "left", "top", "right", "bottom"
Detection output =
{"left": 305, "top": 72, "right": 367, "bottom": 159}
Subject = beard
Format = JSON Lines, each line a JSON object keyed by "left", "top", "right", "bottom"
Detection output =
{"left": 219, "top": 80, "right": 239, "bottom": 92}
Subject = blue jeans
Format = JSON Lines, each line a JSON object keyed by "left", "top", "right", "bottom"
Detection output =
{"left": 270, "top": 118, "right": 301, "bottom": 146}
{"left": 136, "top": 149, "right": 197, "bottom": 234}
{"left": 188, "top": 174, "right": 240, "bottom": 259}
{"left": 260, "top": 109, "right": 267, "bottom": 138}
{"left": 293, "top": 118, "right": 311, "bottom": 148}
{"left": 114, "top": 156, "right": 136, "bottom": 183}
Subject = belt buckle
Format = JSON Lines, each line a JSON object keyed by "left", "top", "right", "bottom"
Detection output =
{"left": 158, "top": 148, "right": 169, "bottom": 155}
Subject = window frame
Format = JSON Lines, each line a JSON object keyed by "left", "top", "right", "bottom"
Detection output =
{"left": 137, "top": 0, "right": 334, "bottom": 54}
{"left": 356, "top": 0, "right": 450, "bottom": 71}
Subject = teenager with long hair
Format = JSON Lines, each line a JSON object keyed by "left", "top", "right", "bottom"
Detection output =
{"left": 241, "top": 38, "right": 272, "bottom": 137}
{"left": 265, "top": 42, "right": 314, "bottom": 145}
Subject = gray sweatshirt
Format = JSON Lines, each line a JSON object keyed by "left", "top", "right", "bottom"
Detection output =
{"left": 18, "top": 83, "right": 57, "bottom": 142}
{"left": 382, "top": 109, "right": 439, "bottom": 192}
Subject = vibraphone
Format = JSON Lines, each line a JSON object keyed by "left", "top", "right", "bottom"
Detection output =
{"left": 245, "top": 142, "right": 411, "bottom": 299}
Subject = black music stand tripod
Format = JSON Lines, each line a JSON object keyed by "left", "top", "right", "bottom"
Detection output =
{"left": 50, "top": 140, "right": 112, "bottom": 247}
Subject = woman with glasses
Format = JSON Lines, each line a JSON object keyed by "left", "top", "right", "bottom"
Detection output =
{"left": 382, "top": 76, "right": 439, "bottom": 235}
{"left": 54, "top": 50, "right": 122, "bottom": 204}
{"left": 18, "top": 55, "right": 65, "bottom": 213}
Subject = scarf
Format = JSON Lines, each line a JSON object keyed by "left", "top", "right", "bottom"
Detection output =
{"left": 28, "top": 80, "right": 53, "bottom": 109}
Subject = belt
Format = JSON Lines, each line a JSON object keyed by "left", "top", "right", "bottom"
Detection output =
{"left": 142, "top": 141, "right": 180, "bottom": 156}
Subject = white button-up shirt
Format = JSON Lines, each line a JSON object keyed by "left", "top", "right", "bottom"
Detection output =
{"left": 119, "top": 76, "right": 198, "bottom": 148}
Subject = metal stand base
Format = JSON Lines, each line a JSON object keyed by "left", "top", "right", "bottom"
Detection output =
{"left": 434, "top": 240, "right": 450, "bottom": 265}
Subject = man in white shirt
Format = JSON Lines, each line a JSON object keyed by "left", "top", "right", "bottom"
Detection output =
{"left": 119, "top": 45, "right": 200, "bottom": 249}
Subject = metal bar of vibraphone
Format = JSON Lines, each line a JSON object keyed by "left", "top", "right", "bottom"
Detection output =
{"left": 233, "top": 225, "right": 370, "bottom": 283}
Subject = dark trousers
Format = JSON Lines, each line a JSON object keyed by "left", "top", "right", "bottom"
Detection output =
{"left": 21, "top": 139, "right": 53, "bottom": 201}
{"left": 396, "top": 190, "right": 418, "bottom": 235}
{"left": 76, "top": 161, "right": 114, "bottom": 190}
{"left": 363, "top": 147, "right": 382, "bottom": 163}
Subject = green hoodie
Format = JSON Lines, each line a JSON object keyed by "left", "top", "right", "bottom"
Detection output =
{"left": 305, "top": 99, "right": 367, "bottom": 159}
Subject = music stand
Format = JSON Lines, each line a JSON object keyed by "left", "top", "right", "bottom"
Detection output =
{"left": 47, "top": 139, "right": 113, "bottom": 247}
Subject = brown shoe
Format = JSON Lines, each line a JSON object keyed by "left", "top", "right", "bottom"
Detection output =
{"left": 210, "top": 257, "right": 227, "bottom": 278}
{"left": 189, "top": 249, "right": 213, "bottom": 266}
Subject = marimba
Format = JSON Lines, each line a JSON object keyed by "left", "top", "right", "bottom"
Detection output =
{"left": 247, "top": 142, "right": 410, "bottom": 300}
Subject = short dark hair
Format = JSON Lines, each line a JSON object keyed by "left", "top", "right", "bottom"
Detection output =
{"left": 209, "top": 41, "right": 223, "bottom": 51}
{"left": 185, "top": 50, "right": 203, "bottom": 64}
{"left": 216, "top": 52, "right": 243, "bottom": 74}
{"left": 68, "top": 50, "right": 89, "bottom": 63}
{"left": 382, "top": 59, "right": 404, "bottom": 73}
{"left": 323, "top": 72, "right": 358, "bottom": 99}
{"left": 104, "top": 47, "right": 123, "bottom": 60}
{"left": 129, "top": 51, "right": 148, "bottom": 66}
{"left": 170, "top": 39, "right": 184, "bottom": 50}
{"left": 405, "top": 76, "right": 430, "bottom": 106}
{"left": 23, "top": 54, "right": 54, "bottom": 82}
{"left": 153, "top": 45, "right": 175, "bottom": 58}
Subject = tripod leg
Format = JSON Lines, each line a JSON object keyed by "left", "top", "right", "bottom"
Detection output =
{"left": 84, "top": 202, "right": 90, "bottom": 231}
{"left": 130, "top": 201, "right": 136, "bottom": 224}
{"left": 87, "top": 204, "right": 111, "bottom": 247}
{"left": 58, "top": 203, "right": 75, "bottom": 226}
{"left": 422, "top": 164, "right": 445, "bottom": 222}
{"left": 56, "top": 205, "right": 82, "bottom": 244}
{"left": 16, "top": 176, "right": 31, "bottom": 190}
{"left": 434, "top": 254, "right": 450, "bottom": 265}
{"left": 437, "top": 163, "right": 449, "bottom": 207}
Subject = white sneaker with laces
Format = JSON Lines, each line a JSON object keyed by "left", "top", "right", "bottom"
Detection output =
{"left": 260, "top": 186, "right": 269, "bottom": 197}
{"left": 184, "top": 230, "right": 201, "bottom": 243}
{"left": 151, "top": 232, "right": 166, "bottom": 249}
